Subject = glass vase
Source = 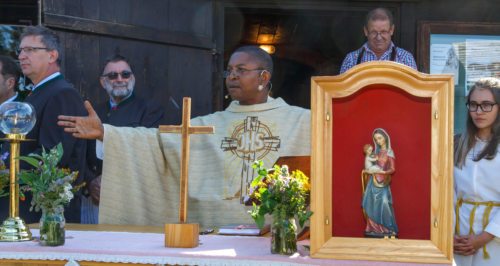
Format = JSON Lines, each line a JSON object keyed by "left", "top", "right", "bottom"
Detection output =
{"left": 271, "top": 213, "right": 297, "bottom": 255}
{"left": 39, "top": 208, "right": 65, "bottom": 246}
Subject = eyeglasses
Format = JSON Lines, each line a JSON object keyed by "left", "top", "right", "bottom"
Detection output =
{"left": 16, "top": 47, "right": 49, "bottom": 55}
{"left": 101, "top": 71, "right": 133, "bottom": 80}
{"left": 466, "top": 101, "right": 498, "bottom": 112}
{"left": 368, "top": 30, "right": 391, "bottom": 38}
{"left": 223, "top": 68, "right": 264, "bottom": 78}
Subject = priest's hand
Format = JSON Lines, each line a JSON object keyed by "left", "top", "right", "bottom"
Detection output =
{"left": 58, "top": 101, "right": 105, "bottom": 141}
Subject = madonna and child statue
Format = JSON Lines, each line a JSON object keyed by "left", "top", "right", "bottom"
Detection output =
{"left": 361, "top": 128, "right": 398, "bottom": 238}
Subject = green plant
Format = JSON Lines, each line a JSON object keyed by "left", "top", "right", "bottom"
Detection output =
{"left": 0, "top": 153, "right": 10, "bottom": 198}
{"left": 18, "top": 143, "right": 81, "bottom": 212}
{"left": 0, "top": 170, "right": 8, "bottom": 198}
{"left": 248, "top": 160, "right": 313, "bottom": 229}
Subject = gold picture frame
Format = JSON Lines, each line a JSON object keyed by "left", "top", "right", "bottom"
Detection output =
{"left": 310, "top": 61, "right": 454, "bottom": 264}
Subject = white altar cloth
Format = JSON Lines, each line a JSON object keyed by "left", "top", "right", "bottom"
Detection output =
{"left": 0, "top": 229, "right": 445, "bottom": 265}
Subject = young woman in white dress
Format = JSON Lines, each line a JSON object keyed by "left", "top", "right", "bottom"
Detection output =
{"left": 454, "top": 77, "right": 500, "bottom": 266}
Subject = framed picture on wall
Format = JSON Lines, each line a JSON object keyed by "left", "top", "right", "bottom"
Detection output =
{"left": 309, "top": 61, "right": 454, "bottom": 264}
{"left": 417, "top": 21, "right": 500, "bottom": 93}
{"left": 417, "top": 21, "right": 500, "bottom": 134}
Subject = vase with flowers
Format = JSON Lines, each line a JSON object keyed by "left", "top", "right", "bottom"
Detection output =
{"left": 248, "top": 160, "right": 313, "bottom": 255}
{"left": 18, "top": 143, "right": 81, "bottom": 246}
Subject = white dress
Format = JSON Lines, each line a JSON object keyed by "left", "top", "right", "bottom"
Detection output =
{"left": 454, "top": 140, "right": 500, "bottom": 266}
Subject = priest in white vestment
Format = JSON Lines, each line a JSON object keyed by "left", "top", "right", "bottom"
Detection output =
{"left": 59, "top": 46, "right": 311, "bottom": 228}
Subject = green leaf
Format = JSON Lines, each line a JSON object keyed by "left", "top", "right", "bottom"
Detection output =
{"left": 252, "top": 160, "right": 264, "bottom": 170}
{"left": 298, "top": 211, "right": 313, "bottom": 227}
{"left": 254, "top": 213, "right": 265, "bottom": 229}
{"left": 258, "top": 169, "right": 267, "bottom": 176}
{"left": 25, "top": 152, "right": 43, "bottom": 160}
{"left": 250, "top": 175, "right": 264, "bottom": 187}
{"left": 18, "top": 156, "right": 40, "bottom": 168}
{"left": 55, "top": 143, "right": 64, "bottom": 163}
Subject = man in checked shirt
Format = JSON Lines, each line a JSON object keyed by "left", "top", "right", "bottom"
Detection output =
{"left": 339, "top": 7, "right": 417, "bottom": 74}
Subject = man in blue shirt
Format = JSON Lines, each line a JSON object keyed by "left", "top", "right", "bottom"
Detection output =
{"left": 340, "top": 8, "right": 417, "bottom": 74}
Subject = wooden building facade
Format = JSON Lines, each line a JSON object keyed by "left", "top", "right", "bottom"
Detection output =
{"left": 0, "top": 0, "right": 499, "bottom": 124}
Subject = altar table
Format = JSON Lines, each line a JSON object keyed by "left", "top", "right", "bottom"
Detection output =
{"left": 0, "top": 224, "right": 448, "bottom": 265}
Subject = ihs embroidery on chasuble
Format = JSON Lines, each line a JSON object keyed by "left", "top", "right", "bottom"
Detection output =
{"left": 221, "top": 116, "right": 281, "bottom": 203}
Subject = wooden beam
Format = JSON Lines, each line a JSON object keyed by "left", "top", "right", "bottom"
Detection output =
{"left": 43, "top": 13, "right": 215, "bottom": 50}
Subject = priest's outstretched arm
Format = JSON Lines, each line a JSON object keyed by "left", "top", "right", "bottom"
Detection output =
{"left": 58, "top": 100, "right": 105, "bottom": 141}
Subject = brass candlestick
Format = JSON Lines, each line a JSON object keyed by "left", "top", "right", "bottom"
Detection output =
{"left": 0, "top": 134, "right": 32, "bottom": 241}
{"left": 0, "top": 101, "right": 36, "bottom": 242}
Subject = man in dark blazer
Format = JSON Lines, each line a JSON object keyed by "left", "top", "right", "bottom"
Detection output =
{"left": 12, "top": 25, "right": 88, "bottom": 223}
{"left": 82, "top": 54, "right": 164, "bottom": 223}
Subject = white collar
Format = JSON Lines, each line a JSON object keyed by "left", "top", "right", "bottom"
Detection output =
{"left": 32, "top": 72, "right": 61, "bottom": 91}
{"left": 226, "top": 97, "right": 289, "bottom": 113}
{"left": 4, "top": 92, "right": 18, "bottom": 103}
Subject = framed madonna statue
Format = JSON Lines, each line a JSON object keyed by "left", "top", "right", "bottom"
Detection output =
{"left": 361, "top": 128, "right": 398, "bottom": 239}
{"left": 309, "top": 61, "right": 454, "bottom": 263}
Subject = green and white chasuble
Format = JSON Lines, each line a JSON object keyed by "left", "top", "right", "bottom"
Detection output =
{"left": 99, "top": 97, "right": 310, "bottom": 228}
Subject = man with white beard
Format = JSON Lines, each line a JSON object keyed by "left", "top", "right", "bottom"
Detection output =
{"left": 97, "top": 54, "right": 164, "bottom": 128}
{"left": 83, "top": 54, "right": 165, "bottom": 223}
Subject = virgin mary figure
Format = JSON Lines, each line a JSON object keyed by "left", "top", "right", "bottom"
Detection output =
{"left": 362, "top": 128, "right": 398, "bottom": 238}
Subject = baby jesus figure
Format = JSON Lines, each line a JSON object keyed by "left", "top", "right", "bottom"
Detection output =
{"left": 363, "top": 144, "right": 382, "bottom": 174}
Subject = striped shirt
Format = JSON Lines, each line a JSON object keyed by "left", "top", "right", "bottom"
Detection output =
{"left": 340, "top": 42, "right": 417, "bottom": 74}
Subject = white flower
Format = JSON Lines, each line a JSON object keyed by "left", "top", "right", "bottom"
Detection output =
{"left": 61, "top": 184, "right": 73, "bottom": 201}
{"left": 281, "top": 165, "right": 289, "bottom": 176}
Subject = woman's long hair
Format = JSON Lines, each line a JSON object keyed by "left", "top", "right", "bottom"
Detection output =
{"left": 454, "top": 77, "right": 500, "bottom": 168}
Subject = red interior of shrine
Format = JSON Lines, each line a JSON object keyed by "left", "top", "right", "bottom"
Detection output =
{"left": 331, "top": 84, "right": 432, "bottom": 240}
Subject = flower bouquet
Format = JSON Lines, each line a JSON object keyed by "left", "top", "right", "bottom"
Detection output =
{"left": 18, "top": 143, "right": 82, "bottom": 246}
{"left": 248, "top": 160, "right": 313, "bottom": 255}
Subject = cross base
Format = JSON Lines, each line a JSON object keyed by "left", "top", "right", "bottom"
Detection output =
{"left": 164, "top": 223, "right": 199, "bottom": 248}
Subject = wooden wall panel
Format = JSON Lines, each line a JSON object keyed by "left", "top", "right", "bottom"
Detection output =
{"left": 166, "top": 46, "right": 214, "bottom": 123}
{"left": 61, "top": 31, "right": 101, "bottom": 101}
{"left": 129, "top": 0, "right": 169, "bottom": 30}
{"left": 42, "top": 0, "right": 216, "bottom": 124}
{"left": 168, "top": 0, "right": 213, "bottom": 37}
{"left": 62, "top": 0, "right": 85, "bottom": 19}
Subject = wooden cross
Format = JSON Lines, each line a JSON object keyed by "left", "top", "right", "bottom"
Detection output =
{"left": 160, "top": 97, "right": 214, "bottom": 248}
{"left": 159, "top": 97, "right": 214, "bottom": 223}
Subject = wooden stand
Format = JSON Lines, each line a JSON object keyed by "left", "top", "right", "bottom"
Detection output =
{"left": 160, "top": 97, "right": 214, "bottom": 248}
{"left": 164, "top": 223, "right": 199, "bottom": 248}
